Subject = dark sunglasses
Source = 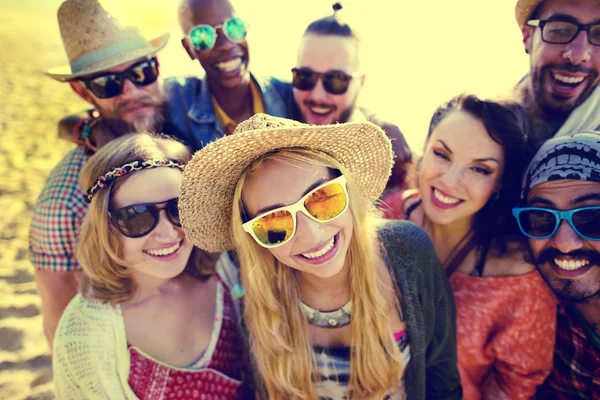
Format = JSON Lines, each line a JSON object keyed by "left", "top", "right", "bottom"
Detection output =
{"left": 291, "top": 67, "right": 361, "bottom": 95}
{"left": 527, "top": 19, "right": 600, "bottom": 46}
{"left": 512, "top": 206, "right": 600, "bottom": 241}
{"left": 188, "top": 17, "right": 248, "bottom": 51}
{"left": 110, "top": 198, "right": 180, "bottom": 238}
{"left": 80, "top": 57, "right": 160, "bottom": 99}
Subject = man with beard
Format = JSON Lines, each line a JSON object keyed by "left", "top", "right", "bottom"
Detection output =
{"left": 515, "top": 0, "right": 600, "bottom": 143}
{"left": 30, "top": 0, "right": 178, "bottom": 346}
{"left": 290, "top": 4, "right": 412, "bottom": 190}
{"left": 514, "top": 132, "right": 600, "bottom": 398}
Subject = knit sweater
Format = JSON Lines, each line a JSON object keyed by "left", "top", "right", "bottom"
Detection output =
{"left": 379, "top": 220, "right": 462, "bottom": 400}
{"left": 52, "top": 253, "right": 242, "bottom": 399}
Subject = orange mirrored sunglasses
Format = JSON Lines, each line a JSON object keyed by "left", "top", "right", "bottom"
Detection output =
{"left": 242, "top": 175, "right": 348, "bottom": 248}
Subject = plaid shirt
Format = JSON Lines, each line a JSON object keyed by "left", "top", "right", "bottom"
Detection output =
{"left": 29, "top": 146, "right": 89, "bottom": 272}
{"left": 537, "top": 303, "right": 600, "bottom": 399}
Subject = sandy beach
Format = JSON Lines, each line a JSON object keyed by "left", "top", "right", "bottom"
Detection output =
{"left": 0, "top": 5, "right": 87, "bottom": 399}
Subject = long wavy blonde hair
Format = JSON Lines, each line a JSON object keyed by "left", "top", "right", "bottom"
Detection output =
{"left": 77, "top": 133, "right": 213, "bottom": 304}
{"left": 231, "top": 148, "right": 404, "bottom": 399}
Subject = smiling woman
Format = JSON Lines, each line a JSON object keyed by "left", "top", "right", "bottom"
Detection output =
{"left": 382, "top": 94, "right": 558, "bottom": 399}
{"left": 52, "top": 132, "right": 251, "bottom": 399}
{"left": 178, "top": 113, "right": 463, "bottom": 399}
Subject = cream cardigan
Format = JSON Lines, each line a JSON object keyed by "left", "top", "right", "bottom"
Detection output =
{"left": 53, "top": 253, "right": 239, "bottom": 399}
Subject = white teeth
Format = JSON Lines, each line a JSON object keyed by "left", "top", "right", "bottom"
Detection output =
{"left": 554, "top": 258, "right": 590, "bottom": 271}
{"left": 553, "top": 72, "right": 585, "bottom": 84}
{"left": 433, "top": 189, "right": 460, "bottom": 205}
{"left": 302, "top": 236, "right": 335, "bottom": 259}
{"left": 309, "top": 106, "right": 334, "bottom": 115}
{"left": 145, "top": 242, "right": 180, "bottom": 257}
{"left": 215, "top": 57, "right": 242, "bottom": 72}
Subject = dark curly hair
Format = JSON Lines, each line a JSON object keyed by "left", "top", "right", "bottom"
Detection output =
{"left": 427, "top": 94, "right": 533, "bottom": 258}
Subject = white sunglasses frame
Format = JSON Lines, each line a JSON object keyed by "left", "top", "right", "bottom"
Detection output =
{"left": 242, "top": 175, "right": 349, "bottom": 248}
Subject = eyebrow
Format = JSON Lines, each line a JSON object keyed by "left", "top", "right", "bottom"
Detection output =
{"left": 528, "top": 196, "right": 555, "bottom": 207}
{"left": 545, "top": 13, "right": 600, "bottom": 25}
{"left": 573, "top": 192, "right": 600, "bottom": 204}
{"left": 251, "top": 177, "right": 331, "bottom": 217}
{"left": 436, "top": 140, "right": 500, "bottom": 164}
{"left": 528, "top": 192, "right": 600, "bottom": 207}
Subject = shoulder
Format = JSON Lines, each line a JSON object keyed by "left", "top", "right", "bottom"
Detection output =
{"left": 164, "top": 75, "right": 204, "bottom": 99}
{"left": 485, "top": 243, "right": 536, "bottom": 277}
{"left": 378, "top": 219, "right": 436, "bottom": 271}
{"left": 33, "top": 147, "right": 88, "bottom": 211}
{"left": 55, "top": 295, "right": 115, "bottom": 346}
{"left": 254, "top": 74, "right": 292, "bottom": 94}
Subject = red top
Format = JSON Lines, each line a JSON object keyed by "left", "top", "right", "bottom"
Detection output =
{"left": 381, "top": 190, "right": 558, "bottom": 399}
{"left": 450, "top": 271, "right": 556, "bottom": 399}
{"left": 127, "top": 279, "right": 250, "bottom": 399}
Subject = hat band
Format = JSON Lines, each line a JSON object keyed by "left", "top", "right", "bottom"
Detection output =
{"left": 70, "top": 37, "right": 152, "bottom": 74}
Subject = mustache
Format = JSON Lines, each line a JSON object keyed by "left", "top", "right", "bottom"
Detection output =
{"left": 543, "top": 62, "right": 598, "bottom": 76}
{"left": 535, "top": 248, "right": 600, "bottom": 266}
{"left": 303, "top": 99, "right": 336, "bottom": 110}
{"left": 114, "top": 93, "right": 165, "bottom": 114}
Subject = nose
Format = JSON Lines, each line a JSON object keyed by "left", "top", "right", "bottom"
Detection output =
{"left": 214, "top": 28, "right": 235, "bottom": 51}
{"left": 550, "top": 219, "right": 584, "bottom": 253}
{"left": 294, "top": 211, "right": 322, "bottom": 243}
{"left": 120, "top": 78, "right": 142, "bottom": 98}
{"left": 152, "top": 210, "right": 179, "bottom": 241}
{"left": 309, "top": 78, "right": 328, "bottom": 101}
{"left": 440, "top": 164, "right": 464, "bottom": 189}
{"left": 563, "top": 30, "right": 592, "bottom": 65}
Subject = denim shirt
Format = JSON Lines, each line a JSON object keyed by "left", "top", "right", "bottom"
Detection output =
{"left": 164, "top": 74, "right": 293, "bottom": 151}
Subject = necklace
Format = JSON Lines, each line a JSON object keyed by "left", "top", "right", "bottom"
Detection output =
{"left": 299, "top": 300, "right": 352, "bottom": 328}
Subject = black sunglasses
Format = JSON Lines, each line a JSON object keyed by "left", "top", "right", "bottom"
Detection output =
{"left": 291, "top": 67, "right": 361, "bottom": 95}
{"left": 109, "top": 198, "right": 180, "bottom": 238}
{"left": 527, "top": 19, "right": 600, "bottom": 46}
{"left": 80, "top": 57, "right": 160, "bottom": 99}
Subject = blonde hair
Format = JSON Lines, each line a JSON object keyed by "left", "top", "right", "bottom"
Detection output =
{"left": 77, "top": 133, "right": 208, "bottom": 304}
{"left": 231, "top": 149, "right": 404, "bottom": 399}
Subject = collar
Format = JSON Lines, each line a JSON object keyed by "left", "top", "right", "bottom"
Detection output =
{"left": 211, "top": 77, "right": 265, "bottom": 135}
{"left": 563, "top": 303, "right": 600, "bottom": 351}
{"left": 187, "top": 73, "right": 284, "bottom": 126}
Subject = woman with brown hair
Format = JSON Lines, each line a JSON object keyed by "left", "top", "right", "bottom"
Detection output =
{"left": 179, "top": 114, "right": 462, "bottom": 399}
{"left": 382, "top": 94, "right": 557, "bottom": 399}
{"left": 52, "top": 133, "right": 250, "bottom": 399}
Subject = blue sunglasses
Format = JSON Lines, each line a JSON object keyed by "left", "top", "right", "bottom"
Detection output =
{"left": 512, "top": 206, "right": 600, "bottom": 240}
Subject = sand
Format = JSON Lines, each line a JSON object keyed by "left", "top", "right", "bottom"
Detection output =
{"left": 0, "top": 5, "right": 89, "bottom": 399}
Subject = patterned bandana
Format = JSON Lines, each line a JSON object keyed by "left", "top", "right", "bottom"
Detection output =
{"left": 85, "top": 159, "right": 185, "bottom": 203}
{"left": 521, "top": 132, "right": 600, "bottom": 200}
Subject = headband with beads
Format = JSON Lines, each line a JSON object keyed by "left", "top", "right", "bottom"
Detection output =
{"left": 85, "top": 159, "right": 185, "bottom": 203}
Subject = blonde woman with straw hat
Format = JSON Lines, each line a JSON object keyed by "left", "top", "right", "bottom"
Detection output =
{"left": 52, "top": 133, "right": 251, "bottom": 399}
{"left": 179, "top": 113, "right": 462, "bottom": 399}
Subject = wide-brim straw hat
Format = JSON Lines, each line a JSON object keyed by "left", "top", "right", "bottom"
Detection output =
{"left": 515, "top": 0, "right": 544, "bottom": 28}
{"left": 44, "top": 0, "right": 169, "bottom": 82}
{"left": 179, "top": 113, "right": 394, "bottom": 252}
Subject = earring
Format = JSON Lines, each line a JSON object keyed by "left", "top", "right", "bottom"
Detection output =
{"left": 493, "top": 191, "right": 500, "bottom": 200}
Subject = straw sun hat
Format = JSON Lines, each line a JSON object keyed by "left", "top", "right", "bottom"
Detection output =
{"left": 179, "top": 113, "right": 394, "bottom": 252}
{"left": 44, "top": 0, "right": 169, "bottom": 82}
{"left": 515, "top": 0, "right": 544, "bottom": 28}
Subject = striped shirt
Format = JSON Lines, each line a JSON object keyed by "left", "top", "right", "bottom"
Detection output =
{"left": 313, "top": 331, "right": 410, "bottom": 399}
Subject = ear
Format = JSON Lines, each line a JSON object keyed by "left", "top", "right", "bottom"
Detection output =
{"left": 69, "top": 81, "right": 95, "bottom": 105}
{"left": 521, "top": 25, "right": 533, "bottom": 54}
{"left": 358, "top": 74, "right": 366, "bottom": 88}
{"left": 181, "top": 37, "right": 196, "bottom": 60}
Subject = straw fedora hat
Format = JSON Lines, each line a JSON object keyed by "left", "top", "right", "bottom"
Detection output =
{"left": 179, "top": 113, "right": 394, "bottom": 252}
{"left": 515, "top": 0, "right": 544, "bottom": 28}
{"left": 44, "top": 0, "right": 169, "bottom": 82}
